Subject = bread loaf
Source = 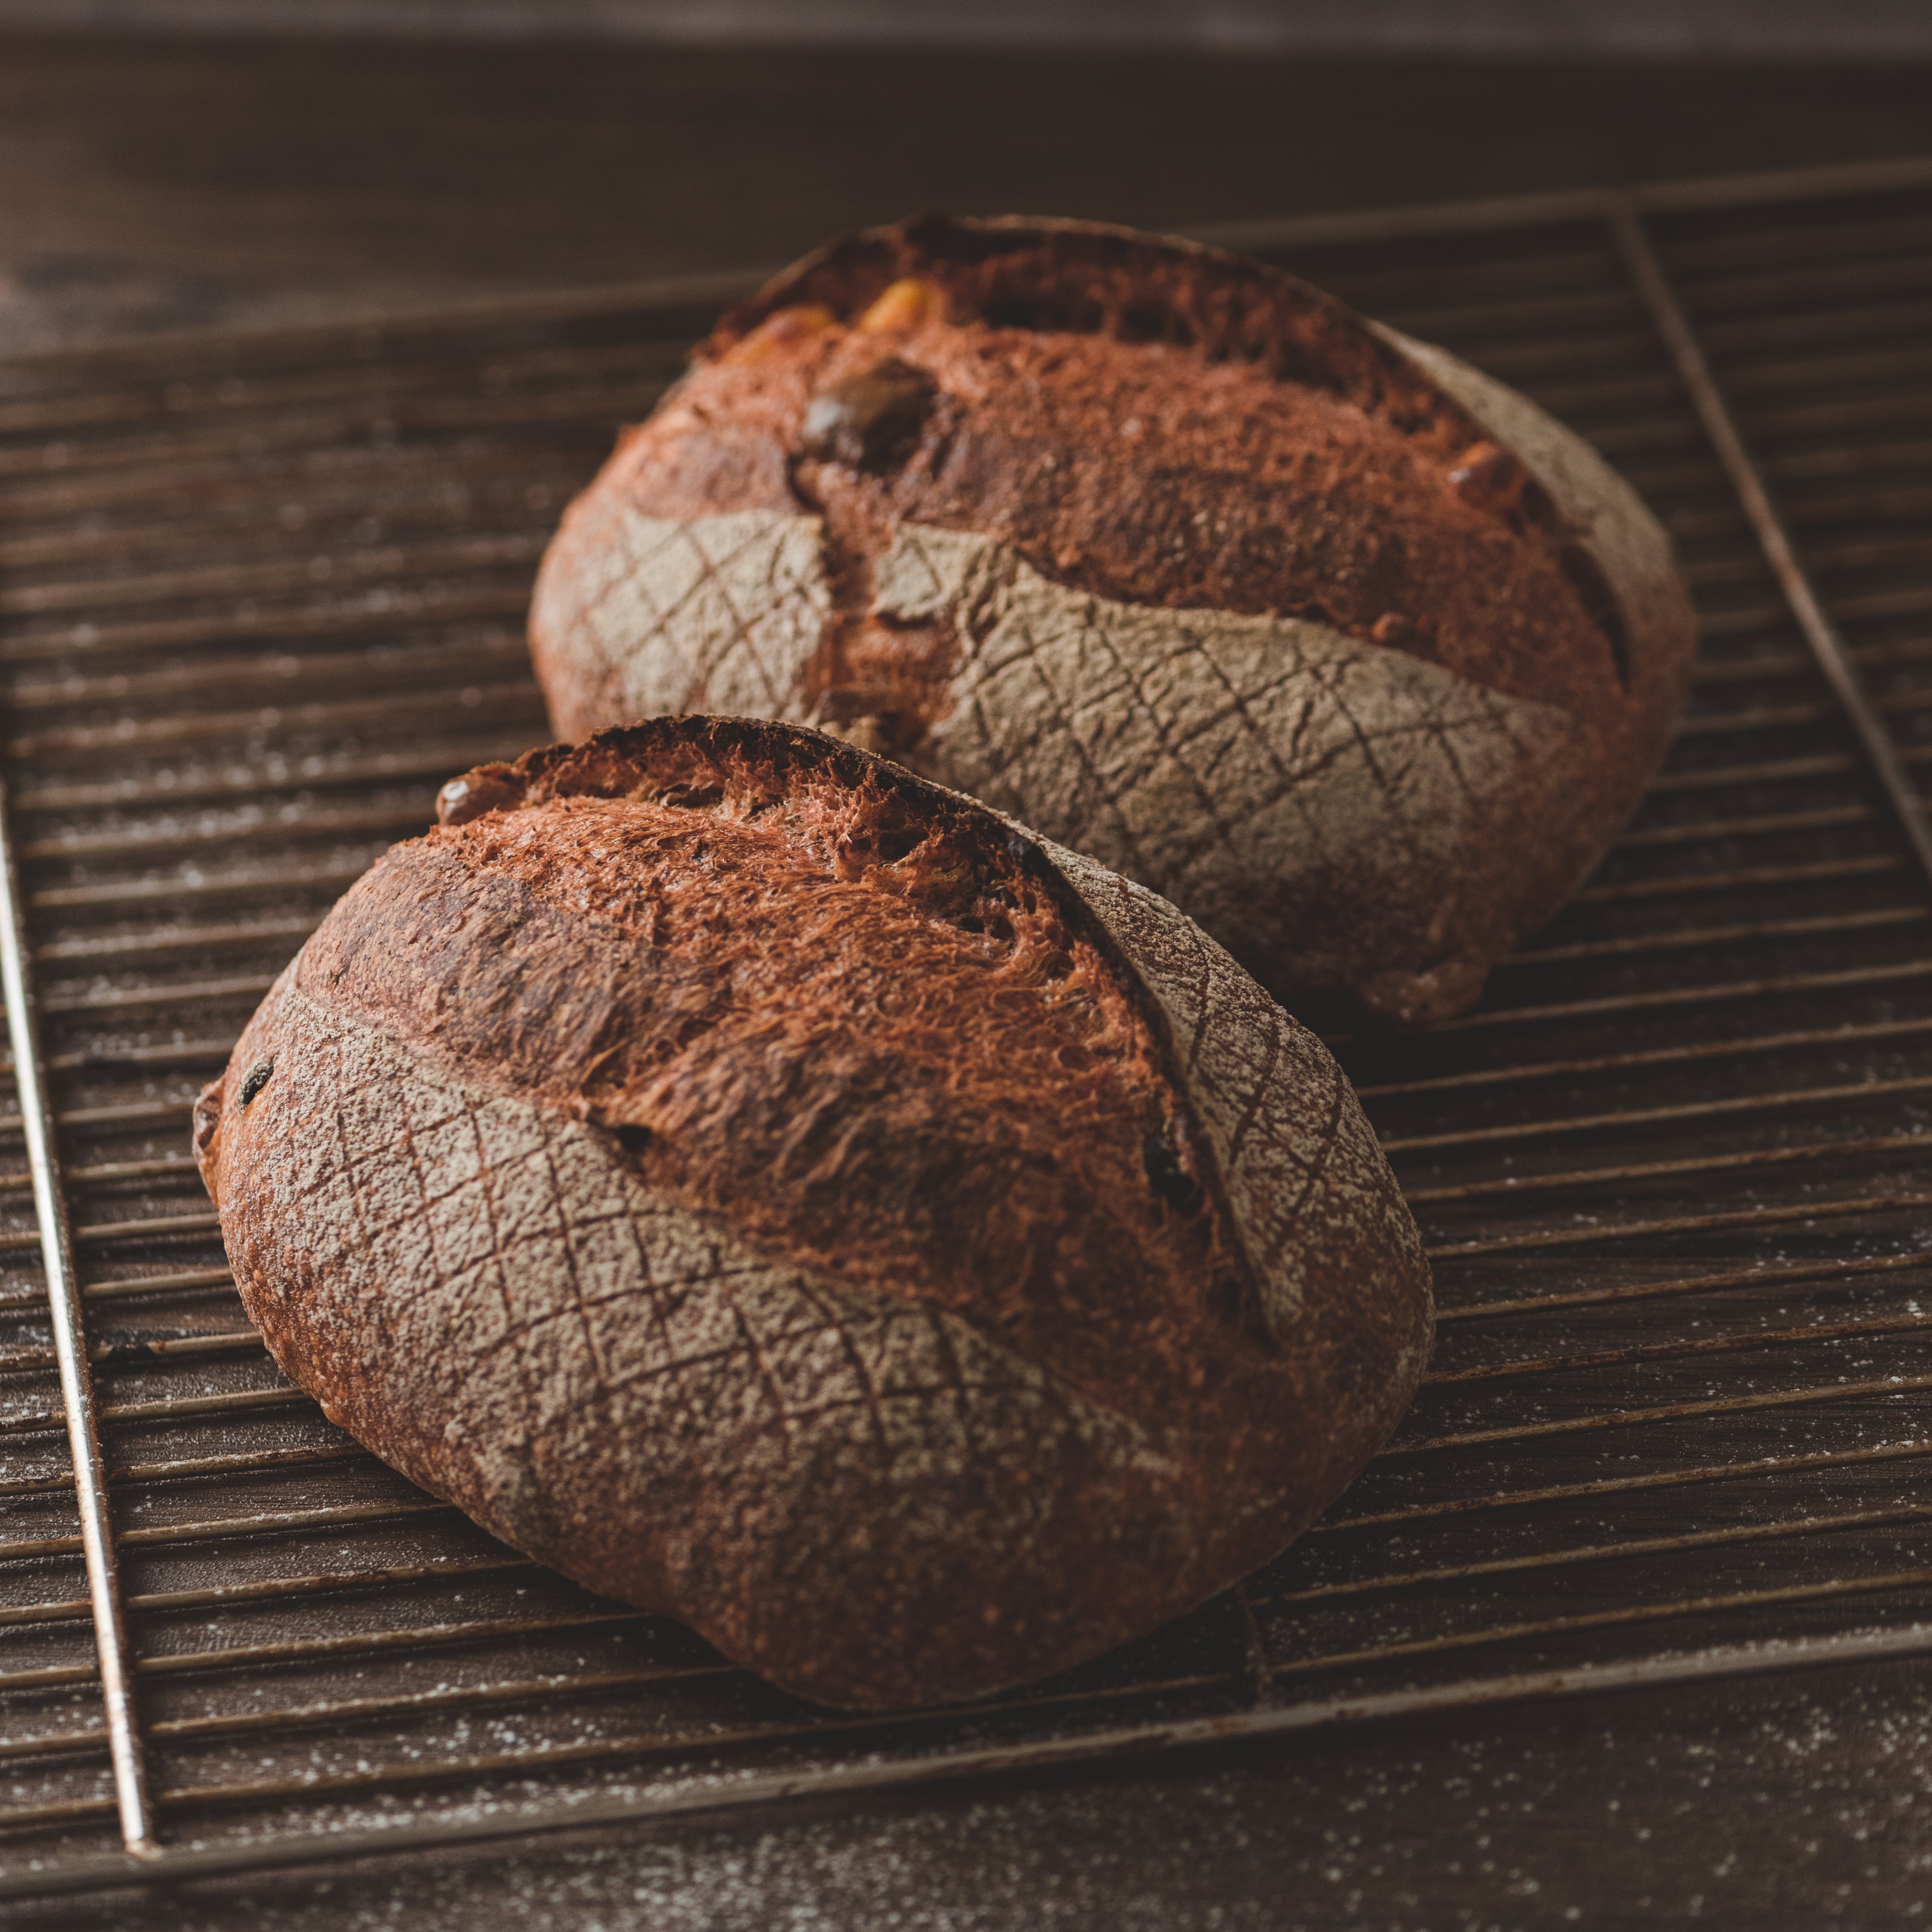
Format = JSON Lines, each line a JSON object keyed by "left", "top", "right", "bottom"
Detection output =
{"left": 530, "top": 215, "right": 1696, "bottom": 1025}
{"left": 193, "top": 716, "right": 1431, "bottom": 1709}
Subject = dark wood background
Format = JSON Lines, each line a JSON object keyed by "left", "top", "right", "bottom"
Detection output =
{"left": 8, "top": 27, "right": 1932, "bottom": 1931}
{"left": 5, "top": 34, "right": 1932, "bottom": 353}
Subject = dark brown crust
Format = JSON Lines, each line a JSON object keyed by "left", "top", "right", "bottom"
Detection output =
{"left": 324, "top": 722, "right": 1261, "bottom": 1423}
{"left": 195, "top": 717, "right": 1433, "bottom": 1708}
{"left": 526, "top": 217, "right": 1695, "bottom": 1027}
{"left": 665, "top": 214, "right": 1627, "bottom": 714}
{"left": 429, "top": 719, "right": 1279, "bottom": 1354}
{"left": 708, "top": 214, "right": 1479, "bottom": 438}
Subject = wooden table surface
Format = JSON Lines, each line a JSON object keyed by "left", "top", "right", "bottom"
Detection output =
{"left": 5, "top": 32, "right": 1932, "bottom": 353}
{"left": 9, "top": 29, "right": 1932, "bottom": 1931}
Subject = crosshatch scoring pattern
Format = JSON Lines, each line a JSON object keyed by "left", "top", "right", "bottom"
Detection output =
{"left": 0, "top": 161, "right": 1931, "bottom": 1893}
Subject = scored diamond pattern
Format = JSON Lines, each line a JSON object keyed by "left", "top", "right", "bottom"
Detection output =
{"left": 534, "top": 504, "right": 830, "bottom": 725}
{"left": 878, "top": 523, "right": 1572, "bottom": 1000}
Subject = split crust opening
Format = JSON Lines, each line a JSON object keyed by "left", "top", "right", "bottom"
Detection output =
{"left": 281, "top": 721, "right": 1274, "bottom": 1424}
{"left": 643, "top": 215, "right": 1634, "bottom": 751}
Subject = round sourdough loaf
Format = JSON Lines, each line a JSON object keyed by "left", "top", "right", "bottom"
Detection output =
{"left": 530, "top": 215, "right": 1696, "bottom": 1026}
{"left": 193, "top": 716, "right": 1432, "bottom": 1710}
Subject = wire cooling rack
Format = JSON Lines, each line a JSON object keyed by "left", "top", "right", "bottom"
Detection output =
{"left": 1, "top": 153, "right": 1931, "bottom": 1905}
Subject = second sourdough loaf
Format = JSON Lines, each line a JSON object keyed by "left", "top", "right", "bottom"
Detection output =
{"left": 193, "top": 717, "right": 1432, "bottom": 1710}
{"left": 530, "top": 215, "right": 1696, "bottom": 1025}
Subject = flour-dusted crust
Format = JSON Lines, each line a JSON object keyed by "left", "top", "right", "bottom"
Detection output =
{"left": 1373, "top": 326, "right": 1687, "bottom": 702}
{"left": 876, "top": 522, "right": 1577, "bottom": 1010}
{"left": 195, "top": 717, "right": 1431, "bottom": 1710}
{"left": 529, "top": 505, "right": 830, "bottom": 728}
{"left": 530, "top": 216, "right": 1696, "bottom": 1024}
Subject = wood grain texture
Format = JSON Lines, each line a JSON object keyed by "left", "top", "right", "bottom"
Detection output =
{"left": 3, "top": 33, "right": 1932, "bottom": 354}
{"left": 9, "top": 0, "right": 1932, "bottom": 57}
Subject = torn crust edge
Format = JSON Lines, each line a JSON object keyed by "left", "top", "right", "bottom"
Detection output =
{"left": 699, "top": 211, "right": 1646, "bottom": 683}
{"left": 432, "top": 712, "right": 1281, "bottom": 1346}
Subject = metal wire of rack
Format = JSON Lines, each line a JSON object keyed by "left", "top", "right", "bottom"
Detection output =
{"left": 0, "top": 152, "right": 1931, "bottom": 1906}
